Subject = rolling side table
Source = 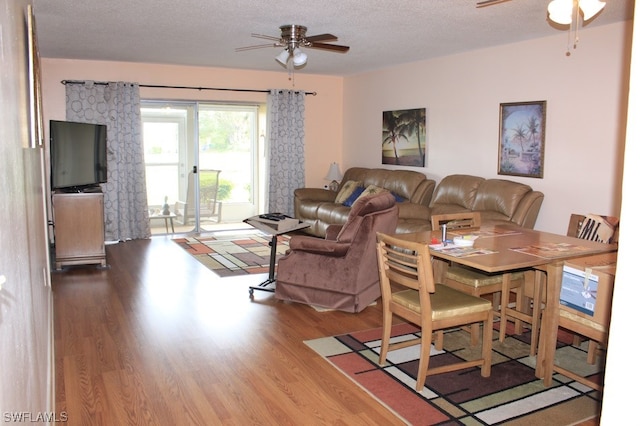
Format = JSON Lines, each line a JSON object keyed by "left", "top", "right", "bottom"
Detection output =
{"left": 243, "top": 215, "right": 309, "bottom": 296}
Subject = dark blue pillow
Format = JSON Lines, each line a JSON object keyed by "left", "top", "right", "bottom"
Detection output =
{"left": 343, "top": 186, "right": 365, "bottom": 207}
{"left": 392, "top": 192, "right": 406, "bottom": 203}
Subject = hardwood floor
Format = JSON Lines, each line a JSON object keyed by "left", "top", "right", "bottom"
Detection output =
{"left": 52, "top": 236, "right": 404, "bottom": 425}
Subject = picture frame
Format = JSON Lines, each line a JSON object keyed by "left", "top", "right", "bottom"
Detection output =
{"left": 498, "top": 101, "right": 546, "bottom": 178}
{"left": 382, "top": 108, "right": 427, "bottom": 167}
{"left": 27, "top": 5, "right": 44, "bottom": 149}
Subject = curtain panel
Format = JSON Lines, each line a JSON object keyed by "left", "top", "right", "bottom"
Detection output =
{"left": 266, "top": 89, "right": 305, "bottom": 216}
{"left": 66, "top": 81, "right": 150, "bottom": 241}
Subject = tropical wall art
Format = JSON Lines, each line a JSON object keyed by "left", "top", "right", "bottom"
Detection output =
{"left": 498, "top": 101, "right": 546, "bottom": 179}
{"left": 382, "top": 108, "right": 427, "bottom": 167}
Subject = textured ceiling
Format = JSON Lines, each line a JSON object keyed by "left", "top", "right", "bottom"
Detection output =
{"left": 32, "top": 0, "right": 634, "bottom": 76}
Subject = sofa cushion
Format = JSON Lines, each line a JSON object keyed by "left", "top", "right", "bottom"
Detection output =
{"left": 335, "top": 180, "right": 363, "bottom": 204}
{"left": 429, "top": 175, "right": 484, "bottom": 213}
{"left": 317, "top": 203, "right": 351, "bottom": 225}
{"left": 472, "top": 179, "right": 531, "bottom": 219}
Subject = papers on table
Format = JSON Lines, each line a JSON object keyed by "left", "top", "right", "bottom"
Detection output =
{"left": 429, "top": 245, "right": 497, "bottom": 258}
{"left": 509, "top": 242, "right": 592, "bottom": 259}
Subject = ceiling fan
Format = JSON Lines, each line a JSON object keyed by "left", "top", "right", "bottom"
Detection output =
{"left": 476, "top": 0, "right": 512, "bottom": 7}
{"left": 236, "top": 25, "right": 350, "bottom": 67}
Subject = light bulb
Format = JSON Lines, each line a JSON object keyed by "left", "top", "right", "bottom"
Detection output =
{"left": 548, "top": 0, "right": 573, "bottom": 25}
{"left": 579, "top": 0, "right": 606, "bottom": 21}
{"left": 292, "top": 48, "right": 307, "bottom": 66}
{"left": 275, "top": 49, "right": 290, "bottom": 66}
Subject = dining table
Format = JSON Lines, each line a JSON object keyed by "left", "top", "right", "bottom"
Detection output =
{"left": 391, "top": 224, "right": 617, "bottom": 383}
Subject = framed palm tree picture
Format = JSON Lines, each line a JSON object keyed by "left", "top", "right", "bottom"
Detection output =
{"left": 498, "top": 101, "right": 546, "bottom": 178}
{"left": 382, "top": 108, "right": 427, "bottom": 167}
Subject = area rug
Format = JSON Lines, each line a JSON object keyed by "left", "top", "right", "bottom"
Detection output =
{"left": 305, "top": 323, "right": 603, "bottom": 425}
{"left": 173, "top": 231, "right": 290, "bottom": 277}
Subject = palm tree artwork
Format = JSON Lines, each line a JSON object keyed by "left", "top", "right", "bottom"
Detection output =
{"left": 382, "top": 108, "right": 427, "bottom": 167}
{"left": 498, "top": 101, "right": 546, "bottom": 178}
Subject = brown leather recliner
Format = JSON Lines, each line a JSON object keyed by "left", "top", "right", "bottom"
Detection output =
{"left": 275, "top": 191, "right": 399, "bottom": 313}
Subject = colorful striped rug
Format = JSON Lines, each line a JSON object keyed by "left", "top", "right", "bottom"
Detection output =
{"left": 305, "top": 322, "right": 603, "bottom": 425}
{"left": 173, "top": 231, "right": 290, "bottom": 277}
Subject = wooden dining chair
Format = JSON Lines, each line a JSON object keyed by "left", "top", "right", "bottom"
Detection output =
{"left": 430, "top": 213, "right": 534, "bottom": 351}
{"left": 567, "top": 213, "right": 619, "bottom": 362}
{"left": 537, "top": 253, "right": 616, "bottom": 390}
{"left": 375, "top": 232, "right": 493, "bottom": 392}
{"left": 533, "top": 213, "right": 619, "bottom": 363}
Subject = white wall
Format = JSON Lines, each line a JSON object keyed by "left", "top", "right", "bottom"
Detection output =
{"left": 343, "top": 22, "right": 632, "bottom": 234}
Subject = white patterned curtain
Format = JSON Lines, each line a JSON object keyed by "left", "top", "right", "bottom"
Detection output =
{"left": 266, "top": 89, "right": 305, "bottom": 216}
{"left": 66, "top": 81, "right": 150, "bottom": 241}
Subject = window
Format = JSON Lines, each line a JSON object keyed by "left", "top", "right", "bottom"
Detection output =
{"left": 142, "top": 101, "right": 263, "bottom": 232}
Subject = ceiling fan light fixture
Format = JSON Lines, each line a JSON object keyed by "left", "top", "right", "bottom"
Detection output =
{"left": 292, "top": 48, "right": 307, "bottom": 66}
{"left": 275, "top": 49, "right": 290, "bottom": 66}
{"left": 579, "top": 0, "right": 606, "bottom": 21}
{"left": 548, "top": 0, "right": 573, "bottom": 25}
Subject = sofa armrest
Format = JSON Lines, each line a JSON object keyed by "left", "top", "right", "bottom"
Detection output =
{"left": 288, "top": 235, "right": 350, "bottom": 257}
{"left": 511, "top": 191, "right": 544, "bottom": 228}
{"left": 294, "top": 187, "right": 337, "bottom": 202}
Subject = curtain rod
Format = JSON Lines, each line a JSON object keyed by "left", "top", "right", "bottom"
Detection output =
{"left": 60, "top": 80, "right": 317, "bottom": 96}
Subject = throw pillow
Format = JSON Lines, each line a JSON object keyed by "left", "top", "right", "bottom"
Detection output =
{"left": 391, "top": 192, "right": 406, "bottom": 203}
{"left": 354, "top": 184, "right": 388, "bottom": 203}
{"left": 578, "top": 214, "right": 615, "bottom": 243}
{"left": 334, "top": 180, "right": 363, "bottom": 204}
{"left": 342, "top": 186, "right": 366, "bottom": 207}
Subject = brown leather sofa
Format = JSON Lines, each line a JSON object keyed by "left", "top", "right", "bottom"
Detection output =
{"left": 429, "top": 174, "right": 544, "bottom": 229}
{"left": 294, "top": 169, "right": 544, "bottom": 238}
{"left": 294, "top": 167, "right": 436, "bottom": 237}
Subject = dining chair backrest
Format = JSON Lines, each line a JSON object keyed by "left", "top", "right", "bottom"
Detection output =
{"left": 377, "top": 232, "right": 435, "bottom": 296}
{"left": 567, "top": 213, "right": 619, "bottom": 244}
{"left": 431, "top": 211, "right": 481, "bottom": 231}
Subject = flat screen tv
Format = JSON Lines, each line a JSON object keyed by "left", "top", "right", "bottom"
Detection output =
{"left": 50, "top": 120, "right": 108, "bottom": 192}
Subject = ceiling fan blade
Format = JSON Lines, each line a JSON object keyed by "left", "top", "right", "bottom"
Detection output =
{"left": 305, "top": 33, "right": 338, "bottom": 43}
{"left": 307, "top": 42, "right": 350, "bottom": 53}
{"left": 235, "top": 43, "right": 281, "bottom": 52}
{"left": 476, "top": 0, "right": 511, "bottom": 7}
{"left": 250, "top": 33, "right": 281, "bottom": 41}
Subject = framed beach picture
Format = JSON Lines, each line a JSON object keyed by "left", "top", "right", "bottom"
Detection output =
{"left": 382, "top": 108, "right": 427, "bottom": 167}
{"left": 498, "top": 101, "right": 546, "bottom": 178}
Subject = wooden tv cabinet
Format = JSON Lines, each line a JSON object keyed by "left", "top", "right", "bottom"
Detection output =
{"left": 53, "top": 190, "right": 106, "bottom": 270}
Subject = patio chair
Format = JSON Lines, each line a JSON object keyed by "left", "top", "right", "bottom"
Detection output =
{"left": 175, "top": 169, "right": 222, "bottom": 224}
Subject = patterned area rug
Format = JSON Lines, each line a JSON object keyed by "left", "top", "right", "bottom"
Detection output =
{"left": 305, "top": 322, "right": 603, "bottom": 425}
{"left": 173, "top": 231, "right": 290, "bottom": 277}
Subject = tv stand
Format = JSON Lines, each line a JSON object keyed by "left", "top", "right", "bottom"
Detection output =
{"left": 53, "top": 190, "right": 106, "bottom": 270}
{"left": 60, "top": 185, "right": 102, "bottom": 194}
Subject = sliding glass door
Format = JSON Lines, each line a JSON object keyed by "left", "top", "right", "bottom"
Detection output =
{"left": 142, "top": 101, "right": 263, "bottom": 234}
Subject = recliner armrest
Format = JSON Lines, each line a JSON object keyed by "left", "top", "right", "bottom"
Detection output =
{"left": 325, "top": 224, "right": 342, "bottom": 240}
{"left": 288, "top": 235, "right": 350, "bottom": 257}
